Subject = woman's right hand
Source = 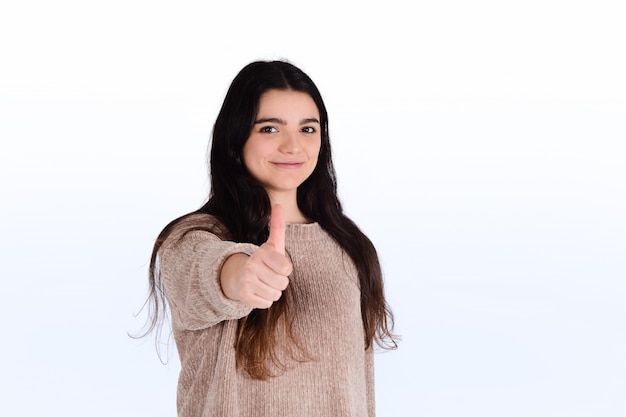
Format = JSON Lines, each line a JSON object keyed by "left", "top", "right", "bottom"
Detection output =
{"left": 220, "top": 205, "right": 292, "bottom": 309}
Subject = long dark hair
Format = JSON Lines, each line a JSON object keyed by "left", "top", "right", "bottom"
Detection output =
{"left": 145, "top": 60, "right": 397, "bottom": 379}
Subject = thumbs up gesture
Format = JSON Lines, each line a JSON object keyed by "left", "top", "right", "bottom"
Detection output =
{"left": 220, "top": 205, "right": 292, "bottom": 309}
{"left": 266, "top": 204, "right": 287, "bottom": 256}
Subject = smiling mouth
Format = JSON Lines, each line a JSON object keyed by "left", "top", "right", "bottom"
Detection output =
{"left": 271, "top": 162, "right": 304, "bottom": 169}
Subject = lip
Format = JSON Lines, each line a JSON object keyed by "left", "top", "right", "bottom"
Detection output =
{"left": 271, "top": 161, "right": 304, "bottom": 169}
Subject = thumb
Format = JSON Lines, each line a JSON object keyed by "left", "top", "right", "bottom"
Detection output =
{"left": 267, "top": 204, "right": 286, "bottom": 255}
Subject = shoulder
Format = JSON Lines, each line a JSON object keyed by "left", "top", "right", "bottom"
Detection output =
{"left": 162, "top": 212, "right": 231, "bottom": 250}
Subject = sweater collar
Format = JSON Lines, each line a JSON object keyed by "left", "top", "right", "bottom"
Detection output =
{"left": 284, "top": 222, "right": 324, "bottom": 241}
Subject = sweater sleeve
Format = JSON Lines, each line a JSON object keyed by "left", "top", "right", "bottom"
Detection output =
{"left": 159, "top": 230, "right": 258, "bottom": 330}
{"left": 366, "top": 345, "right": 376, "bottom": 416}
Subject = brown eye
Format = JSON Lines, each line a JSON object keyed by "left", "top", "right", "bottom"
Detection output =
{"left": 301, "top": 126, "right": 316, "bottom": 134}
{"left": 260, "top": 126, "right": 277, "bottom": 133}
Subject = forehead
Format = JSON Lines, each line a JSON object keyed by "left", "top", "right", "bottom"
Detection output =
{"left": 257, "top": 89, "right": 319, "bottom": 118}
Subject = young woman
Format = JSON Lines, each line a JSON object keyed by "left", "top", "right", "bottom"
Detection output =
{"left": 145, "top": 60, "right": 397, "bottom": 416}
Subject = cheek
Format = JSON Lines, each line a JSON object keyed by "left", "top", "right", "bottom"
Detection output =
{"left": 242, "top": 138, "right": 260, "bottom": 165}
{"left": 305, "top": 145, "right": 322, "bottom": 173}
{"left": 310, "top": 141, "right": 322, "bottom": 162}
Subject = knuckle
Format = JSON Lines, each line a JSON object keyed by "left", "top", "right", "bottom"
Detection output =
{"left": 240, "top": 295, "right": 253, "bottom": 307}
{"left": 282, "top": 260, "right": 293, "bottom": 275}
{"left": 243, "top": 261, "right": 258, "bottom": 275}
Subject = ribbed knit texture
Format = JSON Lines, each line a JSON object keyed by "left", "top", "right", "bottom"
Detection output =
{"left": 160, "top": 217, "right": 375, "bottom": 417}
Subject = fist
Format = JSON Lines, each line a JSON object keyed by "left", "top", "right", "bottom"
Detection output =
{"left": 221, "top": 205, "right": 292, "bottom": 309}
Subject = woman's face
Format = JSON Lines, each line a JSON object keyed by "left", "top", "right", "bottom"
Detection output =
{"left": 243, "top": 89, "right": 322, "bottom": 199}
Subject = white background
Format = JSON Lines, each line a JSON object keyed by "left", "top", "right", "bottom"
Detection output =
{"left": 1, "top": 1, "right": 625, "bottom": 416}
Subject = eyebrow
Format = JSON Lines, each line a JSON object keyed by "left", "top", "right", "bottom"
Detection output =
{"left": 254, "top": 117, "right": 320, "bottom": 125}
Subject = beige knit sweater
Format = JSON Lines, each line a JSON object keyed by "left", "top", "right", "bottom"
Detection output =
{"left": 160, "top": 216, "right": 375, "bottom": 417}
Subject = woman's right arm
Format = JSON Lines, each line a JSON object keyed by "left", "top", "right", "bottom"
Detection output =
{"left": 160, "top": 206, "right": 291, "bottom": 330}
{"left": 159, "top": 230, "right": 258, "bottom": 330}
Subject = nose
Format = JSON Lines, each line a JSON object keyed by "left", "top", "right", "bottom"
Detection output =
{"left": 278, "top": 131, "right": 301, "bottom": 154}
